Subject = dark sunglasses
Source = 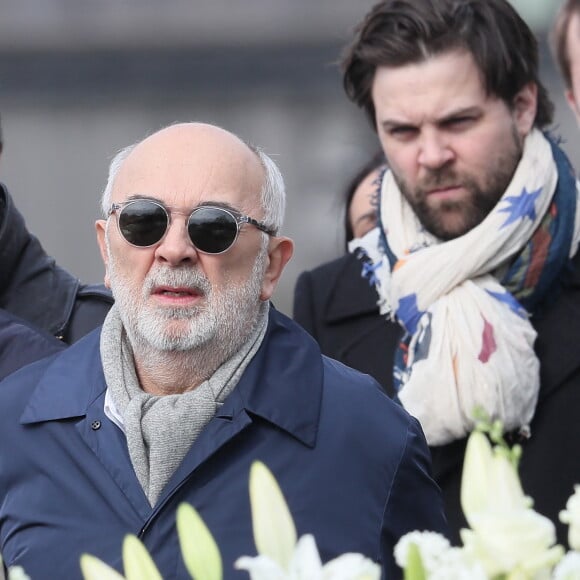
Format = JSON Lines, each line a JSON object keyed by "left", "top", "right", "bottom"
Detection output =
{"left": 108, "top": 199, "right": 275, "bottom": 254}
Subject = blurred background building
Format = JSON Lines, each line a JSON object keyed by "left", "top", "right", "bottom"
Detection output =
{"left": 0, "top": 0, "right": 576, "bottom": 315}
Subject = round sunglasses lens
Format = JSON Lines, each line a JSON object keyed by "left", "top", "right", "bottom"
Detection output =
{"left": 118, "top": 201, "right": 168, "bottom": 247}
{"left": 188, "top": 207, "right": 238, "bottom": 253}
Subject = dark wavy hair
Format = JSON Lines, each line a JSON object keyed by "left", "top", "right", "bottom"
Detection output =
{"left": 341, "top": 0, "right": 554, "bottom": 130}
{"left": 552, "top": 0, "right": 580, "bottom": 91}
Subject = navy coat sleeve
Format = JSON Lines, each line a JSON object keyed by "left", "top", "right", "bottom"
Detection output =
{"left": 382, "top": 416, "right": 449, "bottom": 579}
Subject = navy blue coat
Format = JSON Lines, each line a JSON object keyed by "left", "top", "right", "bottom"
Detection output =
{"left": 0, "top": 308, "right": 447, "bottom": 579}
{"left": 0, "top": 309, "right": 64, "bottom": 381}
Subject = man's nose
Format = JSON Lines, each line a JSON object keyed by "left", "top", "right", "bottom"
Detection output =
{"left": 154, "top": 218, "right": 199, "bottom": 266}
{"left": 417, "top": 131, "right": 454, "bottom": 170}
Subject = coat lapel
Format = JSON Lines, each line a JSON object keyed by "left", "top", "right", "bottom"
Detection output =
{"left": 324, "top": 253, "right": 381, "bottom": 323}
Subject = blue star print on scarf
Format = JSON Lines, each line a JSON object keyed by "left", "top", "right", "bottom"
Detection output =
{"left": 499, "top": 186, "right": 542, "bottom": 229}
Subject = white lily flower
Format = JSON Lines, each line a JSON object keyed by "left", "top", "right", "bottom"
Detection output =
{"left": 234, "top": 555, "right": 288, "bottom": 580}
{"left": 461, "top": 510, "right": 563, "bottom": 578}
{"left": 394, "top": 530, "right": 451, "bottom": 573}
{"left": 236, "top": 534, "right": 322, "bottom": 580}
{"left": 236, "top": 533, "right": 380, "bottom": 580}
{"left": 322, "top": 551, "right": 381, "bottom": 579}
{"left": 459, "top": 430, "right": 563, "bottom": 579}
{"left": 6, "top": 568, "right": 30, "bottom": 580}
{"left": 560, "top": 485, "right": 580, "bottom": 551}
{"left": 461, "top": 431, "right": 529, "bottom": 523}
{"left": 553, "top": 551, "right": 580, "bottom": 580}
{"left": 428, "top": 547, "right": 486, "bottom": 580}
{"left": 0, "top": 557, "right": 29, "bottom": 580}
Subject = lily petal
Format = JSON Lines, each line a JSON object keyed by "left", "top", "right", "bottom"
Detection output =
{"left": 289, "top": 535, "right": 323, "bottom": 578}
{"left": 234, "top": 555, "right": 287, "bottom": 580}
{"left": 461, "top": 431, "right": 494, "bottom": 523}
{"left": 249, "top": 461, "right": 297, "bottom": 570}
{"left": 177, "top": 503, "right": 222, "bottom": 580}
{"left": 80, "top": 554, "right": 126, "bottom": 580}
{"left": 122, "top": 535, "right": 162, "bottom": 580}
{"left": 322, "top": 551, "right": 381, "bottom": 580}
{"left": 490, "top": 453, "right": 528, "bottom": 512}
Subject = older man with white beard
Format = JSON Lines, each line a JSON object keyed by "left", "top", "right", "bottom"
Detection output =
{"left": 0, "top": 122, "right": 447, "bottom": 579}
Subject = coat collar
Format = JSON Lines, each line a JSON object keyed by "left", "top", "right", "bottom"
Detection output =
{"left": 20, "top": 307, "right": 323, "bottom": 448}
{"left": 230, "top": 307, "right": 323, "bottom": 447}
{"left": 20, "top": 328, "right": 107, "bottom": 424}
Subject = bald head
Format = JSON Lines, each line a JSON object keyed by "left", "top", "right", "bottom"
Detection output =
{"left": 102, "top": 122, "right": 286, "bottom": 233}
{"left": 95, "top": 122, "right": 295, "bottom": 383}
{"left": 110, "top": 123, "right": 264, "bottom": 218}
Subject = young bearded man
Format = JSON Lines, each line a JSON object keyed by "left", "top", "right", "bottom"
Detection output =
{"left": 342, "top": 0, "right": 580, "bottom": 544}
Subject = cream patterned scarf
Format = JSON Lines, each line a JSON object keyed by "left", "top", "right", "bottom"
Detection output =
{"left": 350, "top": 130, "right": 580, "bottom": 445}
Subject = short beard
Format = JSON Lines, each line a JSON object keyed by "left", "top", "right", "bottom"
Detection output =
{"left": 395, "top": 125, "right": 523, "bottom": 241}
{"left": 107, "top": 239, "right": 268, "bottom": 361}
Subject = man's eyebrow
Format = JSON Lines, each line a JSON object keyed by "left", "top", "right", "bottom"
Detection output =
{"left": 196, "top": 200, "right": 241, "bottom": 213}
{"left": 120, "top": 196, "right": 242, "bottom": 213}
{"left": 125, "top": 193, "right": 160, "bottom": 202}
{"left": 122, "top": 194, "right": 179, "bottom": 207}
{"left": 380, "top": 119, "right": 416, "bottom": 131}
{"left": 380, "top": 106, "right": 482, "bottom": 130}
{"left": 437, "top": 106, "right": 482, "bottom": 123}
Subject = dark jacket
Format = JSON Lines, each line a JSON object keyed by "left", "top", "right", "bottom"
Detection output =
{"left": 0, "top": 307, "right": 447, "bottom": 579}
{"left": 0, "top": 309, "right": 64, "bottom": 381}
{"left": 293, "top": 252, "right": 400, "bottom": 397}
{"left": 431, "top": 248, "right": 580, "bottom": 545}
{"left": 293, "top": 241, "right": 580, "bottom": 546}
{"left": 0, "top": 184, "right": 113, "bottom": 343}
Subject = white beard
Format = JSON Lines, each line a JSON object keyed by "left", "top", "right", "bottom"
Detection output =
{"left": 107, "top": 244, "right": 267, "bottom": 357}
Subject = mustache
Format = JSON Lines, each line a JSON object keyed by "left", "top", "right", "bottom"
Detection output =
{"left": 143, "top": 267, "right": 212, "bottom": 296}
{"left": 419, "top": 167, "right": 460, "bottom": 191}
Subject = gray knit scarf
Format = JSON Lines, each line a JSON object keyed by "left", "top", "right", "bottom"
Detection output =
{"left": 100, "top": 302, "right": 268, "bottom": 506}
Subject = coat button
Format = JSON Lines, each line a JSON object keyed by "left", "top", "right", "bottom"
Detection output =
{"left": 91, "top": 420, "right": 101, "bottom": 430}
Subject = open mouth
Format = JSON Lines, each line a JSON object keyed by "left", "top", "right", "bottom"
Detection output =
{"left": 151, "top": 286, "right": 204, "bottom": 303}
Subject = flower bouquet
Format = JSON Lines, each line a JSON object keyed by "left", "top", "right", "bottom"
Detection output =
{"left": 395, "top": 414, "right": 580, "bottom": 579}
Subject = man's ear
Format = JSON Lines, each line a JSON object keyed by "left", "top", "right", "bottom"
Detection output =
{"left": 95, "top": 219, "right": 111, "bottom": 289}
{"left": 565, "top": 88, "right": 580, "bottom": 125}
{"left": 260, "top": 236, "right": 294, "bottom": 301}
{"left": 512, "top": 82, "right": 538, "bottom": 138}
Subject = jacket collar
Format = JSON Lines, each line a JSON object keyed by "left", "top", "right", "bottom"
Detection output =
{"left": 323, "top": 253, "right": 380, "bottom": 323}
{"left": 230, "top": 306, "right": 323, "bottom": 447}
{"left": 20, "top": 328, "right": 107, "bottom": 424}
{"left": 20, "top": 307, "right": 323, "bottom": 448}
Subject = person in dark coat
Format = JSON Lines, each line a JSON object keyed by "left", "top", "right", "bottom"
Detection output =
{"left": 0, "top": 122, "right": 447, "bottom": 579}
{"left": 293, "top": 155, "right": 400, "bottom": 396}
{"left": 0, "top": 118, "right": 112, "bottom": 344}
{"left": 341, "top": 0, "right": 580, "bottom": 545}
